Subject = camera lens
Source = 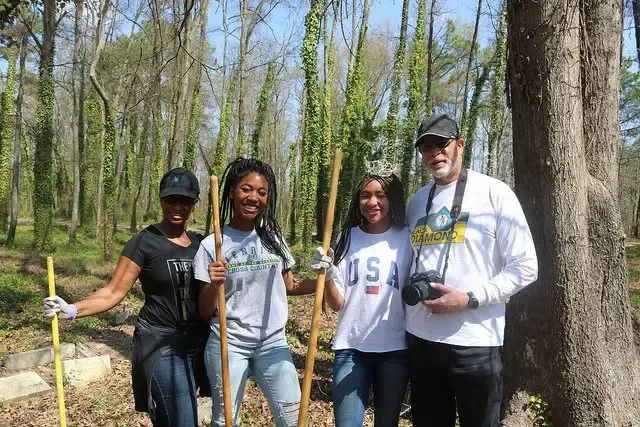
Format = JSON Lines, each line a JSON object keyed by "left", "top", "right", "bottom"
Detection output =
{"left": 402, "top": 284, "right": 424, "bottom": 306}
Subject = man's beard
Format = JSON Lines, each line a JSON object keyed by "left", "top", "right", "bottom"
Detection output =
{"left": 428, "top": 146, "right": 458, "bottom": 180}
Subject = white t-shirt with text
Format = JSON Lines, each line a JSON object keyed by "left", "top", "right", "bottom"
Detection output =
{"left": 332, "top": 226, "right": 413, "bottom": 352}
{"left": 405, "top": 170, "right": 538, "bottom": 347}
{"left": 193, "top": 226, "right": 295, "bottom": 347}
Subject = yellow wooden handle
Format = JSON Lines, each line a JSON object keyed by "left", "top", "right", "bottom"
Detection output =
{"left": 297, "top": 148, "right": 344, "bottom": 426}
{"left": 47, "top": 257, "right": 67, "bottom": 427}
{"left": 210, "top": 176, "right": 233, "bottom": 427}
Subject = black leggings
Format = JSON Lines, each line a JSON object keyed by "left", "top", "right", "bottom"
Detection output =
{"left": 407, "top": 333, "right": 503, "bottom": 427}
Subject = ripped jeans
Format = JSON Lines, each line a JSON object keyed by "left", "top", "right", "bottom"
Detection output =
{"left": 205, "top": 334, "right": 301, "bottom": 427}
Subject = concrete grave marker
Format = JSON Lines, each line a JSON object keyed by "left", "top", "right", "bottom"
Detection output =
{"left": 62, "top": 355, "right": 111, "bottom": 388}
{"left": 0, "top": 372, "right": 52, "bottom": 403}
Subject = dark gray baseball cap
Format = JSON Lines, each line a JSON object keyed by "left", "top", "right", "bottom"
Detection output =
{"left": 415, "top": 114, "right": 460, "bottom": 147}
{"left": 159, "top": 167, "right": 200, "bottom": 199}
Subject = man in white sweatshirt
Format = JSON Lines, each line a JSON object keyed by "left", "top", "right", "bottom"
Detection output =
{"left": 405, "top": 113, "right": 538, "bottom": 427}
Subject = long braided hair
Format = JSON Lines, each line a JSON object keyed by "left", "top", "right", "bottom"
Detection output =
{"left": 219, "top": 157, "right": 289, "bottom": 265}
{"left": 333, "top": 173, "right": 406, "bottom": 265}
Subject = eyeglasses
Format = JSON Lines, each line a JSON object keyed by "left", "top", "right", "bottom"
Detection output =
{"left": 417, "top": 138, "right": 453, "bottom": 153}
{"left": 162, "top": 195, "right": 197, "bottom": 206}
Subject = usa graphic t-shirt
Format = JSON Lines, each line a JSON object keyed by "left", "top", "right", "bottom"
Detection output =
{"left": 121, "top": 225, "right": 203, "bottom": 329}
{"left": 405, "top": 170, "right": 538, "bottom": 347}
{"left": 332, "top": 226, "right": 413, "bottom": 352}
{"left": 193, "top": 226, "right": 295, "bottom": 347}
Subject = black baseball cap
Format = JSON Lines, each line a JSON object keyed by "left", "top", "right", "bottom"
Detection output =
{"left": 415, "top": 114, "right": 460, "bottom": 147}
{"left": 159, "top": 168, "right": 200, "bottom": 200}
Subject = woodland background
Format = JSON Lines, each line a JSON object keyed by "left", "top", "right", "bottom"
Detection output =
{"left": 0, "top": 0, "right": 640, "bottom": 425}
{"left": 0, "top": 0, "right": 638, "bottom": 253}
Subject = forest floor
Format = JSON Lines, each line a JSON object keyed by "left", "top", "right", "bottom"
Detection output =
{"left": 0, "top": 225, "right": 638, "bottom": 427}
{"left": 0, "top": 225, "right": 411, "bottom": 426}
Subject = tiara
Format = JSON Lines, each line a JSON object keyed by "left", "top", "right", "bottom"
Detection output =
{"left": 364, "top": 158, "right": 400, "bottom": 177}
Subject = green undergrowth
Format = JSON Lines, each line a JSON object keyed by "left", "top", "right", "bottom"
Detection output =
{"left": 0, "top": 224, "right": 140, "bottom": 361}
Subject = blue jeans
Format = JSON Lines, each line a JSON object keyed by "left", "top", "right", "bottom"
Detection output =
{"left": 332, "top": 349, "right": 409, "bottom": 427}
{"left": 205, "top": 335, "right": 301, "bottom": 427}
{"left": 150, "top": 349, "right": 198, "bottom": 427}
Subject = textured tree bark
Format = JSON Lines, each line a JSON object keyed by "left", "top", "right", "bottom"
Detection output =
{"left": 32, "top": 0, "right": 56, "bottom": 250}
{"left": 8, "top": 27, "right": 28, "bottom": 245}
{"left": 460, "top": 0, "right": 482, "bottom": 137}
{"left": 69, "top": 0, "right": 84, "bottom": 244}
{"left": 169, "top": 0, "right": 195, "bottom": 168}
{"left": 505, "top": 0, "right": 640, "bottom": 425}
{"left": 633, "top": 0, "right": 640, "bottom": 63}
{"left": 90, "top": 0, "right": 117, "bottom": 261}
{"left": 634, "top": 190, "right": 640, "bottom": 238}
{"left": 384, "top": 0, "right": 409, "bottom": 164}
{"left": 424, "top": 0, "right": 436, "bottom": 117}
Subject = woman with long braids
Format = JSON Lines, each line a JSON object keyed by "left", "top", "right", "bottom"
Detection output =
{"left": 193, "top": 157, "right": 316, "bottom": 427}
{"left": 310, "top": 172, "right": 413, "bottom": 427}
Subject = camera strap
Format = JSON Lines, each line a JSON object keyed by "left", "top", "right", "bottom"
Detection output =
{"left": 412, "top": 168, "right": 468, "bottom": 282}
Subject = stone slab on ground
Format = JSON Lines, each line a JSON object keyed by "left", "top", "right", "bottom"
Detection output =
{"left": 0, "top": 371, "right": 52, "bottom": 403}
{"left": 62, "top": 355, "right": 111, "bottom": 388}
{"left": 3, "top": 343, "right": 76, "bottom": 371}
{"left": 75, "top": 342, "right": 96, "bottom": 358}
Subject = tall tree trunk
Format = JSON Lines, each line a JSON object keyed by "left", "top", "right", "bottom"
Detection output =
{"left": 634, "top": 189, "right": 640, "bottom": 238}
{"left": 250, "top": 61, "right": 276, "bottom": 159}
{"left": 145, "top": 0, "right": 166, "bottom": 222}
{"left": 462, "top": 61, "right": 489, "bottom": 169}
{"left": 460, "top": 0, "right": 482, "bottom": 134}
{"left": 83, "top": 99, "right": 100, "bottom": 229}
{"left": 77, "top": 26, "right": 86, "bottom": 229}
{"left": 288, "top": 89, "right": 305, "bottom": 244}
{"left": 486, "top": 3, "right": 506, "bottom": 177}
{"left": 234, "top": 0, "right": 269, "bottom": 157}
{"left": 184, "top": 0, "right": 210, "bottom": 171}
{"left": 505, "top": 0, "right": 640, "bottom": 424}
{"left": 8, "top": 29, "right": 28, "bottom": 245}
{"left": 90, "top": 0, "right": 117, "bottom": 261}
{"left": 298, "top": 0, "right": 323, "bottom": 251}
{"left": 334, "top": 0, "right": 372, "bottom": 232}
{"left": 384, "top": 0, "right": 409, "bottom": 164}
{"left": 69, "top": 0, "right": 84, "bottom": 243}
{"left": 0, "top": 46, "right": 17, "bottom": 232}
{"left": 32, "top": 0, "right": 56, "bottom": 251}
{"left": 136, "top": 105, "right": 152, "bottom": 232}
{"left": 400, "top": 0, "right": 426, "bottom": 191}
{"left": 633, "top": 0, "right": 640, "bottom": 63}
{"left": 424, "top": 0, "right": 436, "bottom": 117}
{"left": 235, "top": 0, "right": 248, "bottom": 157}
{"left": 169, "top": 0, "right": 196, "bottom": 168}
{"left": 420, "top": 0, "right": 437, "bottom": 185}
{"left": 211, "top": 72, "right": 236, "bottom": 178}
{"left": 315, "top": 0, "right": 338, "bottom": 241}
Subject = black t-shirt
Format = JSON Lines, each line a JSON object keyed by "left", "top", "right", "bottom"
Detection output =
{"left": 122, "top": 225, "right": 203, "bottom": 329}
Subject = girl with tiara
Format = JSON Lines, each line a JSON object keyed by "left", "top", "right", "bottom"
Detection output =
{"left": 310, "top": 167, "right": 413, "bottom": 427}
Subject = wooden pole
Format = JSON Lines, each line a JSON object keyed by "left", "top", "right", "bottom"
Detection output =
{"left": 47, "top": 257, "right": 67, "bottom": 427}
{"left": 210, "top": 176, "right": 233, "bottom": 427}
{"left": 297, "top": 149, "right": 343, "bottom": 426}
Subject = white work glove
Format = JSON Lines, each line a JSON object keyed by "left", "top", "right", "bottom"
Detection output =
{"left": 43, "top": 295, "right": 78, "bottom": 320}
{"left": 309, "top": 247, "right": 338, "bottom": 281}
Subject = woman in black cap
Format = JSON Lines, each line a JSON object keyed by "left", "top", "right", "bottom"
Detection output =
{"left": 44, "top": 167, "right": 207, "bottom": 427}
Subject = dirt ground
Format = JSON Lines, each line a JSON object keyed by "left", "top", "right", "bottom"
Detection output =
{"left": 2, "top": 237, "right": 637, "bottom": 426}
{"left": 0, "top": 298, "right": 408, "bottom": 427}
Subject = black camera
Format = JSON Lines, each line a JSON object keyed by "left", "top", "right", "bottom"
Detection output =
{"left": 402, "top": 270, "right": 444, "bottom": 306}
